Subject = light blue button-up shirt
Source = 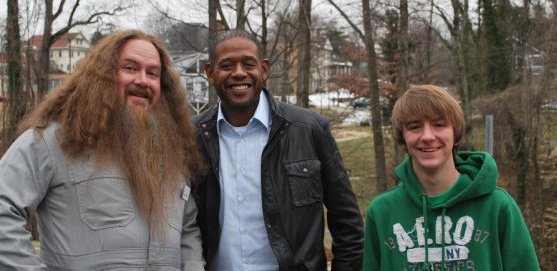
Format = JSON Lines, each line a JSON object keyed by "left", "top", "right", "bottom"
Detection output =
{"left": 210, "top": 92, "right": 279, "bottom": 271}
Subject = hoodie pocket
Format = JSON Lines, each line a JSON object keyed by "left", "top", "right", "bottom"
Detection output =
{"left": 285, "top": 159, "right": 323, "bottom": 207}
{"left": 69, "top": 161, "right": 135, "bottom": 230}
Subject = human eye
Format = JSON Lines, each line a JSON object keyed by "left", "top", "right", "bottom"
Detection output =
{"left": 244, "top": 59, "right": 259, "bottom": 68}
{"left": 147, "top": 68, "right": 160, "bottom": 78}
{"left": 434, "top": 120, "right": 448, "bottom": 127}
{"left": 219, "top": 62, "right": 233, "bottom": 70}
{"left": 121, "top": 62, "right": 137, "bottom": 72}
{"left": 405, "top": 122, "right": 421, "bottom": 130}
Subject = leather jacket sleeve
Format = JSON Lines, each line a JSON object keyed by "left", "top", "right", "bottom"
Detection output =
{"left": 317, "top": 120, "right": 364, "bottom": 271}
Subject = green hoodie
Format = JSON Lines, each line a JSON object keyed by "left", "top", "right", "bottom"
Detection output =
{"left": 363, "top": 151, "right": 540, "bottom": 271}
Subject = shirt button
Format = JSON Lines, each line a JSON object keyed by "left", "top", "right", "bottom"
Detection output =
{"left": 302, "top": 168, "right": 308, "bottom": 173}
{"left": 267, "top": 224, "right": 272, "bottom": 229}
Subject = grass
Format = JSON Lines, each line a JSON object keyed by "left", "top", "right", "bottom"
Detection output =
{"left": 336, "top": 127, "right": 377, "bottom": 211}
{"left": 334, "top": 125, "right": 397, "bottom": 213}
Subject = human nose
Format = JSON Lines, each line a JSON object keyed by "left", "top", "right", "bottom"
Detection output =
{"left": 231, "top": 64, "right": 247, "bottom": 78}
{"left": 420, "top": 123, "right": 435, "bottom": 141}
{"left": 134, "top": 70, "right": 149, "bottom": 87}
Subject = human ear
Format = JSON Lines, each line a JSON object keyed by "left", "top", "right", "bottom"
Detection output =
{"left": 204, "top": 63, "right": 214, "bottom": 84}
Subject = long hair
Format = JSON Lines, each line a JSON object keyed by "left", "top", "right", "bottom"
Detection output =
{"left": 18, "top": 30, "right": 204, "bottom": 226}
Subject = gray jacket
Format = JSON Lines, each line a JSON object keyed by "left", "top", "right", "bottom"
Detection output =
{"left": 0, "top": 123, "right": 205, "bottom": 271}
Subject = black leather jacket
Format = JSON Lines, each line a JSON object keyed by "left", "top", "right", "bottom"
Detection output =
{"left": 192, "top": 90, "right": 363, "bottom": 271}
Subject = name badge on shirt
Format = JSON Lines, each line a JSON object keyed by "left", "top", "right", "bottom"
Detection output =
{"left": 182, "top": 184, "right": 191, "bottom": 201}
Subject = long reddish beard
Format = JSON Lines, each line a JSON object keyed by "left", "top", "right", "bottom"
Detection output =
{"left": 105, "top": 96, "right": 185, "bottom": 231}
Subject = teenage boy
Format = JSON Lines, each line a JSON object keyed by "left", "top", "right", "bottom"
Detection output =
{"left": 363, "top": 84, "right": 540, "bottom": 271}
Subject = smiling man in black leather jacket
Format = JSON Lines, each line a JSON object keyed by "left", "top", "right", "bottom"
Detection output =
{"left": 192, "top": 29, "right": 363, "bottom": 271}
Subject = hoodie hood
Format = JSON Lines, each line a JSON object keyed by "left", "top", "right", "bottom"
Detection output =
{"left": 394, "top": 151, "right": 498, "bottom": 208}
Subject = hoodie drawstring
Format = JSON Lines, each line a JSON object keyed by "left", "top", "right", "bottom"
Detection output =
{"left": 421, "top": 195, "right": 448, "bottom": 271}
{"left": 421, "top": 194, "right": 430, "bottom": 271}
{"left": 441, "top": 208, "right": 447, "bottom": 271}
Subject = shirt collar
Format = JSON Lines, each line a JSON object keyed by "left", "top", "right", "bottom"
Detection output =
{"left": 217, "top": 91, "right": 272, "bottom": 133}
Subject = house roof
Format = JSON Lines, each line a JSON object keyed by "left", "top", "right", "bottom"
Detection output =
{"left": 26, "top": 32, "right": 85, "bottom": 49}
{"left": 173, "top": 51, "right": 208, "bottom": 71}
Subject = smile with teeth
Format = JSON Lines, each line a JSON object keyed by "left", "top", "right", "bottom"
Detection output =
{"left": 230, "top": 84, "right": 252, "bottom": 90}
{"left": 419, "top": 147, "right": 440, "bottom": 152}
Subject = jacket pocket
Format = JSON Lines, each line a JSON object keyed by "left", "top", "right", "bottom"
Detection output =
{"left": 69, "top": 161, "right": 135, "bottom": 230}
{"left": 285, "top": 159, "right": 323, "bottom": 207}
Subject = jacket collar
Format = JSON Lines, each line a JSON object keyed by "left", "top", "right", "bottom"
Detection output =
{"left": 197, "top": 88, "right": 286, "bottom": 130}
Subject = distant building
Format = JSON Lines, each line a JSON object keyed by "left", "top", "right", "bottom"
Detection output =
{"left": 172, "top": 51, "right": 210, "bottom": 114}
{"left": 267, "top": 33, "right": 355, "bottom": 100}
{"left": 26, "top": 32, "right": 91, "bottom": 74}
{"left": 161, "top": 23, "right": 211, "bottom": 113}
{"left": 311, "top": 34, "right": 353, "bottom": 93}
{"left": 0, "top": 32, "right": 91, "bottom": 93}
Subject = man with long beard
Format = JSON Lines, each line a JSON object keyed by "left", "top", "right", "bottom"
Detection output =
{"left": 0, "top": 30, "right": 205, "bottom": 271}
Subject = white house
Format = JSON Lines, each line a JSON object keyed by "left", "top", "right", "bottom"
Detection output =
{"left": 173, "top": 51, "right": 210, "bottom": 114}
{"left": 27, "top": 32, "right": 91, "bottom": 74}
{"left": 310, "top": 35, "right": 354, "bottom": 93}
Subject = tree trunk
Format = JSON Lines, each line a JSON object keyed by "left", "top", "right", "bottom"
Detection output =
{"left": 362, "top": 0, "right": 388, "bottom": 192}
{"left": 394, "top": 0, "right": 409, "bottom": 165}
{"left": 260, "top": 0, "right": 268, "bottom": 58}
{"left": 36, "top": 0, "right": 126, "bottom": 99}
{"left": 6, "top": 0, "right": 39, "bottom": 241}
{"left": 295, "top": 0, "right": 311, "bottom": 108}
{"left": 236, "top": 0, "right": 246, "bottom": 30}
{"left": 207, "top": 0, "right": 220, "bottom": 107}
{"left": 36, "top": 0, "right": 55, "bottom": 98}
{"left": 451, "top": 0, "right": 474, "bottom": 149}
{"left": 4, "top": 0, "right": 26, "bottom": 152}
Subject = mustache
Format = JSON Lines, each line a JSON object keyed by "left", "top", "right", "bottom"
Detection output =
{"left": 125, "top": 84, "right": 154, "bottom": 101}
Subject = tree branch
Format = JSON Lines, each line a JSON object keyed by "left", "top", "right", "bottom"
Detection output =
{"left": 325, "top": 0, "right": 364, "bottom": 41}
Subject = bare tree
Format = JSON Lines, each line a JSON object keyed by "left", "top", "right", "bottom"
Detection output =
{"left": 326, "top": 0, "right": 388, "bottom": 192}
{"left": 35, "top": 0, "right": 127, "bottom": 98}
{"left": 362, "top": 0, "right": 388, "bottom": 192}
{"left": 423, "top": 0, "right": 476, "bottom": 148}
{"left": 4, "top": 0, "right": 27, "bottom": 152}
{"left": 236, "top": 0, "right": 247, "bottom": 30}
{"left": 295, "top": 0, "right": 311, "bottom": 108}
{"left": 207, "top": 0, "right": 221, "bottom": 106}
{"left": 393, "top": 0, "right": 408, "bottom": 164}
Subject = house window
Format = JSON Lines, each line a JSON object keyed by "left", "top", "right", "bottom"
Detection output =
{"left": 67, "top": 65, "right": 71, "bottom": 71}
{"left": 186, "top": 82, "right": 194, "bottom": 91}
{"left": 59, "top": 50, "right": 62, "bottom": 57}
{"left": 48, "top": 79, "right": 62, "bottom": 90}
